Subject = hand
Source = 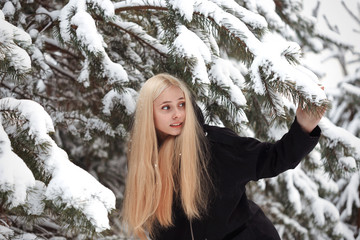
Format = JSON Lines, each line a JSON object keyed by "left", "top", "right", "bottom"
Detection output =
{"left": 296, "top": 86, "right": 326, "bottom": 133}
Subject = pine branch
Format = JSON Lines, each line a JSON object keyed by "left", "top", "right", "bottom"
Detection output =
{"left": 341, "top": 0, "right": 360, "bottom": 25}
{"left": 115, "top": 5, "right": 168, "bottom": 13}
{"left": 113, "top": 3, "right": 256, "bottom": 64}
{"left": 258, "top": 65, "right": 330, "bottom": 119}
{"left": 106, "top": 18, "right": 168, "bottom": 57}
{"left": 1, "top": 109, "right": 52, "bottom": 183}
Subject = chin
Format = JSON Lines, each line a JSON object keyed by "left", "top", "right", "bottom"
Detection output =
{"left": 170, "top": 131, "right": 182, "bottom": 137}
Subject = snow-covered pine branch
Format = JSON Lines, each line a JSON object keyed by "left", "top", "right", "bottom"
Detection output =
{"left": 59, "top": 0, "right": 129, "bottom": 86}
{"left": 114, "top": 0, "right": 328, "bottom": 117}
{"left": 0, "top": 117, "right": 36, "bottom": 208}
{"left": 110, "top": 18, "right": 169, "bottom": 56}
{"left": 319, "top": 117, "right": 360, "bottom": 177}
{"left": 0, "top": 10, "right": 32, "bottom": 78}
{"left": 0, "top": 98, "right": 115, "bottom": 233}
{"left": 2, "top": 0, "right": 360, "bottom": 238}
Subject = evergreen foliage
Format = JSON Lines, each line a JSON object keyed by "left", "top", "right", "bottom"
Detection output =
{"left": 0, "top": 0, "right": 359, "bottom": 239}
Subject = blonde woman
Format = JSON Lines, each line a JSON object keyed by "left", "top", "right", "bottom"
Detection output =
{"left": 122, "top": 73, "right": 324, "bottom": 240}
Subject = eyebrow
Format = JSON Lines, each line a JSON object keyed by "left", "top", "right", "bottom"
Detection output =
{"left": 159, "top": 97, "right": 185, "bottom": 105}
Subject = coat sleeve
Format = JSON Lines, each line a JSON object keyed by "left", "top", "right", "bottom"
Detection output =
{"left": 234, "top": 118, "right": 320, "bottom": 181}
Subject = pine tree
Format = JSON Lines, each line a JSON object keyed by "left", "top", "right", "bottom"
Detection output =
{"left": 319, "top": 1, "right": 360, "bottom": 239}
{"left": 1, "top": 0, "right": 360, "bottom": 239}
{"left": 0, "top": 1, "right": 116, "bottom": 238}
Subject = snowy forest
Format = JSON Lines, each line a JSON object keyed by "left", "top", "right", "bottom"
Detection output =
{"left": 0, "top": 0, "right": 360, "bottom": 239}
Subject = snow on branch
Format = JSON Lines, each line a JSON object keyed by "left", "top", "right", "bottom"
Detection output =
{"left": 250, "top": 33, "right": 327, "bottom": 108}
{"left": 270, "top": 206, "right": 308, "bottom": 236}
{"left": 209, "top": 0, "right": 268, "bottom": 30}
{"left": 0, "top": 98, "right": 116, "bottom": 232}
{"left": 319, "top": 117, "right": 360, "bottom": 161}
{"left": 192, "top": 1, "right": 327, "bottom": 111}
{"left": 337, "top": 172, "right": 360, "bottom": 220}
{"left": 314, "top": 24, "right": 354, "bottom": 49}
{"left": 86, "top": 0, "right": 115, "bottom": 18}
{"left": 248, "top": 0, "right": 285, "bottom": 30}
{"left": 114, "top": 0, "right": 167, "bottom": 11}
{"left": 194, "top": 0, "right": 261, "bottom": 53}
{"left": 0, "top": 118, "right": 36, "bottom": 208}
{"left": 169, "top": 0, "right": 195, "bottom": 21}
{"left": 59, "top": 0, "right": 129, "bottom": 85}
{"left": 208, "top": 57, "right": 248, "bottom": 124}
{"left": 55, "top": 110, "right": 127, "bottom": 140}
{"left": 290, "top": 167, "right": 340, "bottom": 225}
{"left": 113, "top": 0, "right": 327, "bottom": 112}
{"left": 209, "top": 57, "right": 246, "bottom": 106}
{"left": 0, "top": 11, "right": 32, "bottom": 75}
{"left": 103, "top": 88, "right": 138, "bottom": 115}
{"left": 172, "top": 25, "right": 211, "bottom": 85}
{"left": 110, "top": 19, "right": 169, "bottom": 56}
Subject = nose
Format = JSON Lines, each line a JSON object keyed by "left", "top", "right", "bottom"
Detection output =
{"left": 172, "top": 109, "right": 181, "bottom": 119}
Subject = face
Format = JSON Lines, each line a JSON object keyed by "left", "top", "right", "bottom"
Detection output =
{"left": 153, "top": 86, "right": 186, "bottom": 140}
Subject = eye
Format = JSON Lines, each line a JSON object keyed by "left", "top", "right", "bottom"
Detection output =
{"left": 162, "top": 105, "right": 170, "bottom": 110}
{"left": 179, "top": 102, "right": 185, "bottom": 107}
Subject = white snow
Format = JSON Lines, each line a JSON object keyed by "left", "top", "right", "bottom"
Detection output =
{"left": 251, "top": 33, "right": 327, "bottom": 106}
{"left": 113, "top": 0, "right": 327, "bottom": 108}
{"left": 319, "top": 118, "right": 360, "bottom": 159}
{"left": 1, "top": 2, "right": 15, "bottom": 17}
{"left": 312, "top": 198, "right": 340, "bottom": 226}
{"left": 314, "top": 23, "right": 354, "bottom": 49}
{"left": 253, "top": 0, "right": 285, "bottom": 30}
{"left": 0, "top": 117, "right": 36, "bottom": 208}
{"left": 268, "top": 123, "right": 288, "bottom": 141}
{"left": 209, "top": 57, "right": 247, "bottom": 106}
{"left": 334, "top": 222, "right": 356, "bottom": 240}
{"left": 194, "top": 0, "right": 261, "bottom": 53}
{"left": 35, "top": 7, "right": 60, "bottom": 21}
{"left": 0, "top": 12, "right": 32, "bottom": 73}
{"left": 337, "top": 172, "right": 360, "bottom": 219}
{"left": 59, "top": 0, "right": 129, "bottom": 85}
{"left": 168, "top": 0, "right": 195, "bottom": 21}
{"left": 209, "top": 0, "right": 268, "bottom": 30}
{"left": 0, "top": 98, "right": 54, "bottom": 143}
{"left": 271, "top": 206, "right": 308, "bottom": 236}
{"left": 113, "top": 0, "right": 167, "bottom": 10}
{"left": 0, "top": 225, "right": 14, "bottom": 239}
{"left": 279, "top": 166, "right": 340, "bottom": 226}
{"left": 26, "top": 181, "right": 46, "bottom": 215}
{"left": 102, "top": 55, "right": 129, "bottom": 84}
{"left": 12, "top": 233, "right": 40, "bottom": 240}
{"left": 78, "top": 59, "right": 90, "bottom": 87}
{"left": 306, "top": 147, "right": 340, "bottom": 194}
{"left": 87, "top": 0, "right": 115, "bottom": 18}
{"left": 71, "top": 11, "right": 107, "bottom": 53}
{"left": 45, "top": 147, "right": 115, "bottom": 231}
{"left": 339, "top": 156, "right": 357, "bottom": 171}
{"left": 341, "top": 83, "right": 360, "bottom": 97}
{"left": 0, "top": 98, "right": 116, "bottom": 232}
{"left": 284, "top": 171, "right": 302, "bottom": 214}
{"left": 113, "top": 20, "right": 168, "bottom": 55}
{"left": 103, "top": 88, "right": 138, "bottom": 115}
{"left": 173, "top": 25, "right": 211, "bottom": 85}
{"left": 36, "top": 80, "right": 46, "bottom": 92}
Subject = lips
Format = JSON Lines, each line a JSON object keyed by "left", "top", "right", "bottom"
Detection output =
{"left": 170, "top": 123, "right": 182, "bottom": 127}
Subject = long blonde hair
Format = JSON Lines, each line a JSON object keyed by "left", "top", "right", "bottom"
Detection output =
{"left": 122, "top": 73, "right": 211, "bottom": 239}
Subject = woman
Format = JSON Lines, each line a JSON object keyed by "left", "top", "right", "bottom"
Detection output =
{"left": 122, "top": 73, "right": 324, "bottom": 240}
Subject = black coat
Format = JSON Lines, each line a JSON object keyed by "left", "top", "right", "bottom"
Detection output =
{"left": 155, "top": 119, "right": 321, "bottom": 240}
